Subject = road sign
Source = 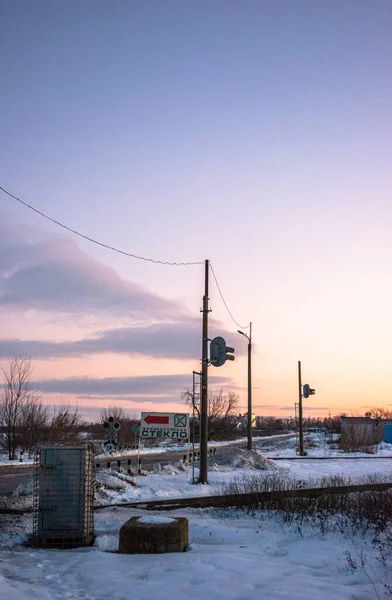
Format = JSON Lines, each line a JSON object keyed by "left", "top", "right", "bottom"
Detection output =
{"left": 144, "top": 415, "right": 169, "bottom": 425}
{"left": 131, "top": 423, "right": 140, "bottom": 433}
{"left": 140, "top": 412, "right": 189, "bottom": 440}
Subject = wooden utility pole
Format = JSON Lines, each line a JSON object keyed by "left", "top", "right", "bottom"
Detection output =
{"left": 298, "top": 360, "right": 304, "bottom": 456}
{"left": 247, "top": 323, "right": 252, "bottom": 451}
{"left": 199, "top": 260, "right": 209, "bottom": 484}
{"left": 192, "top": 370, "right": 201, "bottom": 484}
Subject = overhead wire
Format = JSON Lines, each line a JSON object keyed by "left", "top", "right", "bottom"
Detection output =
{"left": 209, "top": 262, "right": 250, "bottom": 330}
{"left": 0, "top": 185, "right": 250, "bottom": 327}
{"left": 0, "top": 185, "right": 203, "bottom": 266}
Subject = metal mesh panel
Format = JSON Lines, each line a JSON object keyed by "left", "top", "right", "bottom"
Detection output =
{"left": 33, "top": 445, "right": 94, "bottom": 548}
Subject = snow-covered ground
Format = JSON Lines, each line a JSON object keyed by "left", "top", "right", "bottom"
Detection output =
{"left": 280, "top": 456, "right": 392, "bottom": 481}
{"left": 0, "top": 434, "right": 295, "bottom": 467}
{"left": 0, "top": 455, "right": 35, "bottom": 467}
{"left": 255, "top": 433, "right": 392, "bottom": 482}
{"left": 259, "top": 432, "right": 392, "bottom": 459}
{"left": 2, "top": 436, "right": 392, "bottom": 599}
{"left": 94, "top": 433, "right": 295, "bottom": 461}
{"left": 0, "top": 501, "right": 391, "bottom": 599}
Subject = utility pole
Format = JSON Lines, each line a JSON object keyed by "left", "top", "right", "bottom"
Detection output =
{"left": 192, "top": 370, "right": 201, "bottom": 484}
{"left": 298, "top": 360, "right": 304, "bottom": 456}
{"left": 199, "top": 259, "right": 209, "bottom": 484}
{"left": 247, "top": 322, "right": 252, "bottom": 451}
{"left": 237, "top": 324, "right": 253, "bottom": 451}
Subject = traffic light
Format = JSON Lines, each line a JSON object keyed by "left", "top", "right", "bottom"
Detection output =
{"left": 210, "top": 336, "right": 235, "bottom": 367}
{"left": 303, "top": 384, "right": 316, "bottom": 399}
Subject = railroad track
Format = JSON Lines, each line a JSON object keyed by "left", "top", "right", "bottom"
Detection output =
{"left": 94, "top": 481, "right": 392, "bottom": 511}
{"left": 3, "top": 480, "right": 392, "bottom": 515}
{"left": 269, "top": 455, "right": 392, "bottom": 460}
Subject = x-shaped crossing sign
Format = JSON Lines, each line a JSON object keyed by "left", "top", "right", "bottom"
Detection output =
{"left": 174, "top": 414, "right": 187, "bottom": 427}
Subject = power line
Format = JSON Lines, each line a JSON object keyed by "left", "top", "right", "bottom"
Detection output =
{"left": 209, "top": 262, "right": 250, "bottom": 330}
{"left": 1, "top": 186, "right": 250, "bottom": 325}
{"left": 0, "top": 185, "right": 204, "bottom": 266}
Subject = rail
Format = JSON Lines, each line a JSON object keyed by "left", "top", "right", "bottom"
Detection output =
{"left": 94, "top": 481, "right": 392, "bottom": 511}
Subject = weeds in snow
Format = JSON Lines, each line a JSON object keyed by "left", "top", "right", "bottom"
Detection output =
{"left": 222, "top": 471, "right": 392, "bottom": 597}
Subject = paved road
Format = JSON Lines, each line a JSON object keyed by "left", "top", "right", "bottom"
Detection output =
{"left": 0, "top": 467, "right": 34, "bottom": 497}
{"left": 0, "top": 434, "right": 295, "bottom": 497}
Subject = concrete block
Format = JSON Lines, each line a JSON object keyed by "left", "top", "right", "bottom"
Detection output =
{"left": 119, "top": 515, "right": 188, "bottom": 554}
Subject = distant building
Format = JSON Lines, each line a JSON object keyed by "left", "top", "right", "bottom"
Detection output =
{"left": 341, "top": 416, "right": 392, "bottom": 446}
{"left": 304, "top": 427, "right": 327, "bottom": 434}
{"left": 237, "top": 413, "right": 256, "bottom": 428}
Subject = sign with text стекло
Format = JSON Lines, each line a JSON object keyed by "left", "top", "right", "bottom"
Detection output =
{"left": 140, "top": 412, "right": 189, "bottom": 440}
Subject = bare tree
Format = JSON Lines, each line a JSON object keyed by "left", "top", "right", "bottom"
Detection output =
{"left": 0, "top": 357, "right": 42, "bottom": 460}
{"left": 366, "top": 407, "right": 392, "bottom": 420}
{"left": 100, "top": 405, "right": 127, "bottom": 424}
{"left": 182, "top": 388, "right": 239, "bottom": 440}
{"left": 47, "top": 405, "right": 83, "bottom": 444}
{"left": 18, "top": 399, "right": 49, "bottom": 456}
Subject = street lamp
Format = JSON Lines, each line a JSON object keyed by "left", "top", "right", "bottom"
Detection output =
{"left": 237, "top": 322, "right": 252, "bottom": 451}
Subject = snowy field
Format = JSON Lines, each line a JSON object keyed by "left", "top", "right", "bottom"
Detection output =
{"left": 1, "top": 501, "right": 391, "bottom": 599}
{"left": 260, "top": 433, "right": 392, "bottom": 459}
{"left": 279, "top": 457, "right": 392, "bottom": 481}
{"left": 2, "top": 437, "right": 392, "bottom": 599}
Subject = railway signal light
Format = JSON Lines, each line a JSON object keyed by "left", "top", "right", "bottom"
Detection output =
{"left": 303, "top": 384, "right": 316, "bottom": 399}
{"left": 210, "top": 336, "right": 235, "bottom": 367}
{"left": 103, "top": 416, "right": 121, "bottom": 447}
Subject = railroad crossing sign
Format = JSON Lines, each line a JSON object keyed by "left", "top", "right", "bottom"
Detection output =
{"left": 140, "top": 412, "right": 189, "bottom": 440}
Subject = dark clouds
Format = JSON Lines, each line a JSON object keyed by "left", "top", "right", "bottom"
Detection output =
{"left": 37, "top": 374, "right": 233, "bottom": 396}
{"left": 0, "top": 323, "right": 198, "bottom": 359}
{"left": 0, "top": 220, "right": 183, "bottom": 319}
{"left": 254, "top": 404, "right": 330, "bottom": 412}
{"left": 0, "top": 320, "right": 241, "bottom": 360}
{"left": 76, "top": 395, "right": 182, "bottom": 404}
{"left": 279, "top": 406, "right": 330, "bottom": 412}
{"left": 0, "top": 219, "right": 242, "bottom": 361}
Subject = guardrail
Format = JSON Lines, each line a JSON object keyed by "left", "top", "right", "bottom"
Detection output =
{"left": 95, "top": 447, "right": 220, "bottom": 474}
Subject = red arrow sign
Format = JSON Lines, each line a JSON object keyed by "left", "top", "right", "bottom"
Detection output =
{"left": 144, "top": 415, "right": 169, "bottom": 425}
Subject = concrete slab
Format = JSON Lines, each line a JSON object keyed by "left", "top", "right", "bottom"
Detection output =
{"left": 119, "top": 515, "right": 188, "bottom": 554}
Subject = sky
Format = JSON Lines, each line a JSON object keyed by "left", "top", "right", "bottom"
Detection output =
{"left": 1, "top": 0, "right": 392, "bottom": 421}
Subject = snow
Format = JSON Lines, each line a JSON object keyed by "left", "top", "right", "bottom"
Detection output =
{"left": 0, "top": 433, "right": 295, "bottom": 467}
{"left": 208, "top": 447, "right": 277, "bottom": 471}
{"left": 0, "top": 505, "right": 391, "bottom": 599}
{"left": 2, "top": 436, "right": 392, "bottom": 598}
{"left": 262, "top": 433, "right": 392, "bottom": 459}
{"left": 279, "top": 456, "right": 392, "bottom": 481}
{"left": 94, "top": 433, "right": 295, "bottom": 461}
{"left": 0, "top": 457, "right": 34, "bottom": 467}
{"left": 137, "top": 515, "right": 176, "bottom": 524}
{"left": 6, "top": 449, "right": 392, "bottom": 512}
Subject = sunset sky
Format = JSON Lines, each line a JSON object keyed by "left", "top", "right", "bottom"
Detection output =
{"left": 1, "top": 1, "right": 392, "bottom": 421}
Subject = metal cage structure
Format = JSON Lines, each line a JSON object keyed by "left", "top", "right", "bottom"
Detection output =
{"left": 33, "top": 445, "right": 95, "bottom": 548}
